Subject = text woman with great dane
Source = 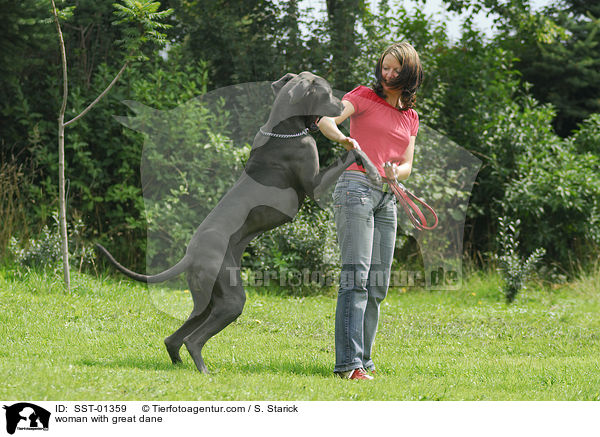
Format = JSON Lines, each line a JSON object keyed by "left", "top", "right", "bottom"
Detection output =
{"left": 318, "top": 42, "right": 423, "bottom": 380}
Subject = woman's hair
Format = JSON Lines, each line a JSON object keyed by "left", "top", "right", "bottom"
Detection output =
{"left": 372, "top": 42, "right": 423, "bottom": 111}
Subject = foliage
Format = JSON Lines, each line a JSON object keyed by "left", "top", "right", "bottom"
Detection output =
{"left": 9, "top": 213, "right": 95, "bottom": 274}
{"left": 414, "top": 20, "right": 599, "bottom": 269}
{"left": 25, "top": 61, "right": 147, "bottom": 269}
{"left": 243, "top": 201, "right": 340, "bottom": 293}
{"left": 503, "top": 135, "right": 600, "bottom": 267}
{"left": 0, "top": 160, "right": 32, "bottom": 256}
{"left": 571, "top": 113, "right": 600, "bottom": 155}
{"left": 168, "top": 0, "right": 290, "bottom": 88}
{"left": 135, "top": 114, "right": 249, "bottom": 272}
{"left": 17, "top": 48, "right": 215, "bottom": 271}
{"left": 323, "top": 0, "right": 362, "bottom": 91}
{"left": 112, "top": 0, "right": 174, "bottom": 58}
{"left": 101, "top": 52, "right": 217, "bottom": 270}
{"left": 440, "top": 0, "right": 600, "bottom": 137}
{"left": 496, "top": 216, "right": 546, "bottom": 303}
{"left": 0, "top": 0, "right": 55, "bottom": 78}
{"left": 505, "top": 1, "right": 600, "bottom": 137}
{"left": 16, "top": 0, "right": 174, "bottom": 290}
{"left": 0, "top": 0, "right": 58, "bottom": 171}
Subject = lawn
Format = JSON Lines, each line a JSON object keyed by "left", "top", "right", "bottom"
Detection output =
{"left": 1, "top": 267, "right": 599, "bottom": 400}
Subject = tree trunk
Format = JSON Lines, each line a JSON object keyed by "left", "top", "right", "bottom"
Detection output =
{"left": 326, "top": 0, "right": 360, "bottom": 91}
{"left": 58, "top": 117, "right": 70, "bottom": 291}
{"left": 51, "top": 0, "right": 71, "bottom": 292}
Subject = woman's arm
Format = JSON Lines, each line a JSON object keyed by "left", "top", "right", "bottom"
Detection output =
{"left": 317, "top": 100, "right": 357, "bottom": 150}
{"left": 385, "top": 135, "right": 415, "bottom": 181}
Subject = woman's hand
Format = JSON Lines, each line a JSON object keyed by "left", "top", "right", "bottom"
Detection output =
{"left": 317, "top": 100, "right": 357, "bottom": 150}
{"left": 340, "top": 137, "right": 361, "bottom": 151}
{"left": 385, "top": 160, "right": 413, "bottom": 181}
{"left": 383, "top": 161, "right": 397, "bottom": 181}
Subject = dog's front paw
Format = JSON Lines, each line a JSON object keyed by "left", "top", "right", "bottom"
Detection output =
{"left": 353, "top": 150, "right": 381, "bottom": 184}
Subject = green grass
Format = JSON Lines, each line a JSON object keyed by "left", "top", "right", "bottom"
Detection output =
{"left": 1, "top": 266, "right": 599, "bottom": 400}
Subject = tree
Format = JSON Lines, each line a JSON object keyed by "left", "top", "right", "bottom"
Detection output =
{"left": 510, "top": 1, "right": 600, "bottom": 136}
{"left": 169, "top": 0, "right": 286, "bottom": 88}
{"left": 325, "top": 0, "right": 362, "bottom": 91}
{"left": 50, "top": 0, "right": 172, "bottom": 291}
{"left": 439, "top": 0, "right": 600, "bottom": 137}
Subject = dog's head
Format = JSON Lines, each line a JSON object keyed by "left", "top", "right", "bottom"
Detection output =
{"left": 270, "top": 72, "right": 344, "bottom": 125}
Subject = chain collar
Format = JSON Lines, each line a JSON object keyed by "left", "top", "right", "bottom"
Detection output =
{"left": 259, "top": 127, "right": 310, "bottom": 139}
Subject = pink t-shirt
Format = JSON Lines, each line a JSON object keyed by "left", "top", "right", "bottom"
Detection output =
{"left": 342, "top": 85, "right": 419, "bottom": 177}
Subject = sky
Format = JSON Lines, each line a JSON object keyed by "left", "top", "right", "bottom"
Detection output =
{"left": 300, "top": 0, "right": 554, "bottom": 42}
{"left": 407, "top": 0, "right": 554, "bottom": 41}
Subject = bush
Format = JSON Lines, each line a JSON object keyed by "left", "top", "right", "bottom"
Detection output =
{"left": 0, "top": 159, "right": 31, "bottom": 257}
{"left": 116, "top": 56, "right": 265, "bottom": 273}
{"left": 571, "top": 113, "right": 600, "bottom": 155}
{"left": 426, "top": 30, "right": 600, "bottom": 270}
{"left": 243, "top": 201, "right": 340, "bottom": 294}
{"left": 502, "top": 113, "right": 600, "bottom": 269}
{"left": 496, "top": 217, "right": 546, "bottom": 303}
{"left": 21, "top": 49, "right": 215, "bottom": 272}
{"left": 9, "top": 213, "right": 95, "bottom": 275}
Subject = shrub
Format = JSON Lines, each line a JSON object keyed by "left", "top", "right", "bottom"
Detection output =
{"left": 0, "top": 159, "right": 31, "bottom": 257}
{"left": 496, "top": 216, "right": 546, "bottom": 303}
{"left": 118, "top": 63, "right": 254, "bottom": 274}
{"left": 502, "top": 113, "right": 600, "bottom": 269}
{"left": 9, "top": 213, "right": 95, "bottom": 275}
{"left": 571, "top": 113, "right": 600, "bottom": 155}
{"left": 243, "top": 201, "right": 340, "bottom": 294}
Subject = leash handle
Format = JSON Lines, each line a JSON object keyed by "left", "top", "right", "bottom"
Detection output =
{"left": 385, "top": 178, "right": 439, "bottom": 231}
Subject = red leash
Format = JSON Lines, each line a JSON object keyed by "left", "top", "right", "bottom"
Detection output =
{"left": 385, "top": 178, "right": 439, "bottom": 231}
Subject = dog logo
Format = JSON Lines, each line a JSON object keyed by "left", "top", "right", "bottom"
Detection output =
{"left": 3, "top": 403, "right": 50, "bottom": 434}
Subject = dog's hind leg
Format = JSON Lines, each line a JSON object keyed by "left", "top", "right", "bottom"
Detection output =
{"left": 164, "top": 304, "right": 212, "bottom": 364}
{"left": 170, "top": 225, "right": 258, "bottom": 370}
{"left": 163, "top": 266, "right": 220, "bottom": 364}
{"left": 183, "top": 264, "right": 246, "bottom": 374}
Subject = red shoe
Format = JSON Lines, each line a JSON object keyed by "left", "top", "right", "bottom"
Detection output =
{"left": 338, "top": 368, "right": 374, "bottom": 380}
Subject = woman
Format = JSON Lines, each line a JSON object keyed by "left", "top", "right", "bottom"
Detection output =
{"left": 318, "top": 42, "right": 423, "bottom": 380}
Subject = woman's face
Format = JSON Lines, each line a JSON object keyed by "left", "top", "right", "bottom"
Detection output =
{"left": 381, "top": 53, "right": 402, "bottom": 92}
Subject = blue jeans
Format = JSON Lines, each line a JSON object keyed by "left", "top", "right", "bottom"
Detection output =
{"left": 332, "top": 171, "right": 397, "bottom": 373}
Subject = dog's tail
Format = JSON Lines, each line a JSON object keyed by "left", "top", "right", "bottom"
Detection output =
{"left": 95, "top": 243, "right": 190, "bottom": 284}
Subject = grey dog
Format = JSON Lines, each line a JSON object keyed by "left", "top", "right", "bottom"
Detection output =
{"left": 97, "top": 72, "right": 381, "bottom": 373}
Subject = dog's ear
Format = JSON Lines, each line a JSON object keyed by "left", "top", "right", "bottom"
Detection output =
{"left": 288, "top": 78, "right": 316, "bottom": 105}
{"left": 271, "top": 73, "right": 297, "bottom": 95}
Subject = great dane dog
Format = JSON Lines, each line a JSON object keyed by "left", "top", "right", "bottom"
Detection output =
{"left": 97, "top": 72, "right": 381, "bottom": 373}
